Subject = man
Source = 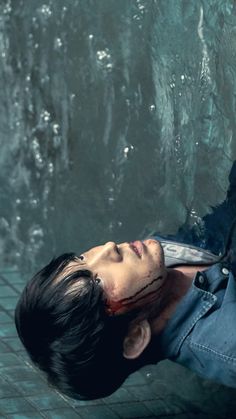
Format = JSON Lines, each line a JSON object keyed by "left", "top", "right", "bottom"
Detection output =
{"left": 15, "top": 162, "right": 236, "bottom": 400}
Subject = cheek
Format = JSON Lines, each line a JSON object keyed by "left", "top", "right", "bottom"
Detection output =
{"left": 104, "top": 271, "right": 165, "bottom": 315}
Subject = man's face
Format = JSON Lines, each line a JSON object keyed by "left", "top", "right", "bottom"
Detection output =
{"left": 64, "top": 238, "right": 167, "bottom": 314}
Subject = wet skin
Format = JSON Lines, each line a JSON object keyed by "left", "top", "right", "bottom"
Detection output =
{"left": 63, "top": 239, "right": 167, "bottom": 314}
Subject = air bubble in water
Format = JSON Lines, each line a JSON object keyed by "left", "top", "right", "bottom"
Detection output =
{"left": 3, "top": 1, "right": 12, "bottom": 14}
{"left": 41, "top": 110, "right": 50, "bottom": 122}
{"left": 54, "top": 37, "right": 63, "bottom": 49}
{"left": 96, "top": 49, "right": 113, "bottom": 71}
{"left": 149, "top": 104, "right": 156, "bottom": 112}
{"left": 48, "top": 162, "right": 54, "bottom": 174}
{"left": 30, "top": 199, "right": 38, "bottom": 208}
{"left": 40, "top": 4, "right": 52, "bottom": 17}
{"left": 53, "top": 123, "right": 60, "bottom": 134}
{"left": 97, "top": 50, "right": 109, "bottom": 60}
{"left": 124, "top": 145, "right": 134, "bottom": 157}
{"left": 88, "top": 34, "right": 94, "bottom": 40}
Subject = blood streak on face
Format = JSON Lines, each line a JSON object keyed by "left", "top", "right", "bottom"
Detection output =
{"left": 105, "top": 274, "right": 164, "bottom": 315}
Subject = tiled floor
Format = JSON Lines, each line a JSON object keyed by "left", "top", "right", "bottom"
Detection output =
{"left": 1, "top": 268, "right": 236, "bottom": 418}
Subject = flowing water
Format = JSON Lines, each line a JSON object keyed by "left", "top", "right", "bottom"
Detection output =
{"left": 0, "top": 0, "right": 236, "bottom": 276}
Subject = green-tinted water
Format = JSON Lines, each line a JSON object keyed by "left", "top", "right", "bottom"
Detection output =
{"left": 0, "top": 0, "right": 235, "bottom": 273}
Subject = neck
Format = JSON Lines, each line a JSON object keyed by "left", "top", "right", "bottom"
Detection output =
{"left": 149, "top": 264, "right": 206, "bottom": 334}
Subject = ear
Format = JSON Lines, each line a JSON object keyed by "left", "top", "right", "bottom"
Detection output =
{"left": 123, "top": 319, "right": 151, "bottom": 359}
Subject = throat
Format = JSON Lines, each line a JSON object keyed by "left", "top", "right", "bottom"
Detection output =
{"left": 150, "top": 265, "right": 205, "bottom": 334}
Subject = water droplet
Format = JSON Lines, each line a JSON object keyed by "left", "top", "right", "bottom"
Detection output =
{"left": 30, "top": 199, "right": 38, "bottom": 208}
{"left": 3, "top": 1, "right": 12, "bottom": 14}
{"left": 48, "top": 162, "right": 54, "bottom": 173}
{"left": 96, "top": 49, "right": 113, "bottom": 71}
{"left": 123, "top": 145, "right": 134, "bottom": 157}
{"left": 52, "top": 123, "right": 60, "bottom": 134}
{"left": 149, "top": 104, "right": 156, "bottom": 112}
{"left": 41, "top": 110, "right": 51, "bottom": 122}
{"left": 54, "top": 37, "right": 63, "bottom": 49}
{"left": 97, "top": 50, "right": 110, "bottom": 60}
{"left": 40, "top": 4, "right": 52, "bottom": 17}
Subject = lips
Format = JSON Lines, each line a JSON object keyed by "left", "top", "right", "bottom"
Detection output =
{"left": 130, "top": 241, "right": 143, "bottom": 258}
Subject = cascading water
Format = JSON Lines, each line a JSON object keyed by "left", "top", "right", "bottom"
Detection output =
{"left": 0, "top": 0, "right": 236, "bottom": 277}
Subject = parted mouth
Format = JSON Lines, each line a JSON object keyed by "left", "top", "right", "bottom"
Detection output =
{"left": 129, "top": 241, "right": 143, "bottom": 258}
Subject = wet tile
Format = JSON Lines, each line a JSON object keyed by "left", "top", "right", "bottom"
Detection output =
{"left": 0, "top": 353, "right": 21, "bottom": 367}
{"left": 144, "top": 399, "right": 183, "bottom": 416}
{"left": 0, "top": 311, "right": 13, "bottom": 323}
{"left": 12, "top": 283, "right": 25, "bottom": 293}
{"left": 110, "top": 402, "right": 152, "bottom": 418}
{"left": 0, "top": 297, "right": 18, "bottom": 310}
{"left": 6, "top": 413, "right": 43, "bottom": 419}
{"left": 1, "top": 271, "right": 25, "bottom": 284}
{"left": 124, "top": 371, "right": 147, "bottom": 386}
{"left": 0, "top": 285, "right": 18, "bottom": 297}
{"left": 15, "top": 379, "right": 51, "bottom": 396}
{"left": 0, "top": 339, "right": 11, "bottom": 353}
{"left": 0, "top": 381, "right": 21, "bottom": 398}
{"left": 76, "top": 405, "right": 119, "bottom": 419}
{"left": 69, "top": 398, "right": 103, "bottom": 407}
{"left": 1, "top": 365, "right": 39, "bottom": 382}
{"left": 0, "top": 397, "right": 35, "bottom": 414}
{"left": 0, "top": 323, "right": 17, "bottom": 338}
{"left": 127, "top": 385, "right": 158, "bottom": 401}
{"left": 44, "top": 408, "right": 81, "bottom": 418}
{"left": 103, "top": 387, "right": 135, "bottom": 404}
{"left": 3, "top": 337, "right": 24, "bottom": 352}
{"left": 28, "top": 393, "right": 69, "bottom": 410}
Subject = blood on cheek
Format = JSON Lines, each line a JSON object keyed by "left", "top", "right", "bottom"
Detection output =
{"left": 104, "top": 274, "right": 163, "bottom": 315}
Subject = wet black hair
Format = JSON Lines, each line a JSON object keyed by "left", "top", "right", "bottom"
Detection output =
{"left": 15, "top": 253, "right": 156, "bottom": 400}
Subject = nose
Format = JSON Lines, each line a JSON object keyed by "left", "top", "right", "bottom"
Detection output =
{"left": 90, "top": 241, "right": 118, "bottom": 265}
{"left": 103, "top": 241, "right": 117, "bottom": 255}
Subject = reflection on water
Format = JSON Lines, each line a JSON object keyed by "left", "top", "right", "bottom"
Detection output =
{"left": 0, "top": 0, "right": 236, "bottom": 275}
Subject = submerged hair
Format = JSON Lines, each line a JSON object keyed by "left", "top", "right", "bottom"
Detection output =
{"left": 15, "top": 253, "right": 154, "bottom": 399}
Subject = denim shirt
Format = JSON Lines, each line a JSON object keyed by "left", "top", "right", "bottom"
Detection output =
{"left": 159, "top": 262, "right": 236, "bottom": 388}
